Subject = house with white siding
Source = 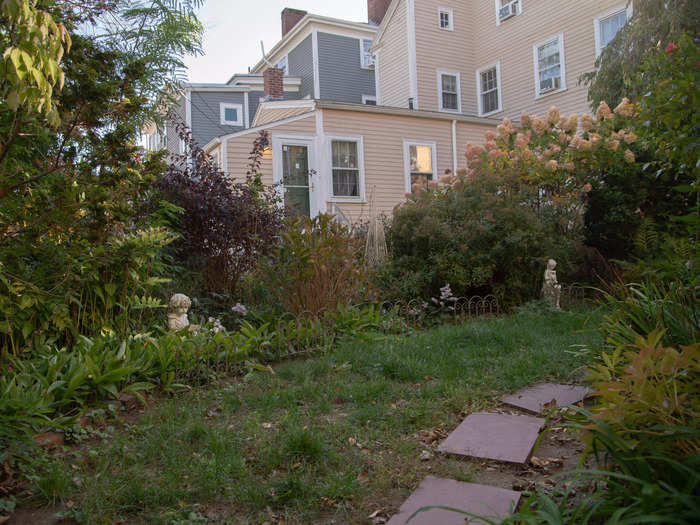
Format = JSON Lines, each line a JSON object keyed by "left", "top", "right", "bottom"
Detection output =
{"left": 161, "top": 0, "right": 634, "bottom": 221}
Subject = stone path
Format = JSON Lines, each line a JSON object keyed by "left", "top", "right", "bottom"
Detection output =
{"left": 386, "top": 477, "right": 520, "bottom": 525}
{"left": 387, "top": 382, "right": 587, "bottom": 524}
{"left": 437, "top": 412, "right": 544, "bottom": 464}
{"left": 501, "top": 382, "right": 589, "bottom": 415}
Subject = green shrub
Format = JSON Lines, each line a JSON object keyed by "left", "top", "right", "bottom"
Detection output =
{"left": 258, "top": 214, "right": 373, "bottom": 316}
{"left": 587, "top": 329, "right": 700, "bottom": 459}
{"left": 387, "top": 171, "right": 581, "bottom": 305}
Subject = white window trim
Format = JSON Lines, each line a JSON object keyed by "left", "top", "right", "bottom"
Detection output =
{"left": 594, "top": 3, "right": 633, "bottom": 57}
{"left": 403, "top": 140, "right": 438, "bottom": 194}
{"left": 360, "top": 38, "right": 374, "bottom": 70}
{"left": 438, "top": 7, "right": 454, "bottom": 31}
{"left": 271, "top": 134, "right": 318, "bottom": 216}
{"left": 362, "top": 95, "right": 377, "bottom": 105}
{"left": 532, "top": 33, "right": 567, "bottom": 99}
{"left": 219, "top": 102, "right": 243, "bottom": 126}
{"left": 327, "top": 135, "right": 366, "bottom": 202}
{"left": 437, "top": 70, "right": 461, "bottom": 113}
{"left": 495, "top": 0, "right": 522, "bottom": 26}
{"left": 476, "top": 61, "right": 503, "bottom": 117}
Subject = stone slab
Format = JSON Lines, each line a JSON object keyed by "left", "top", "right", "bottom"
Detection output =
{"left": 387, "top": 476, "right": 520, "bottom": 525}
{"left": 501, "top": 383, "right": 590, "bottom": 414}
{"left": 437, "top": 412, "right": 544, "bottom": 464}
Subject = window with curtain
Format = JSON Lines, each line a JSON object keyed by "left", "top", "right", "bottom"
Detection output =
{"left": 331, "top": 140, "right": 360, "bottom": 197}
{"left": 409, "top": 144, "right": 434, "bottom": 191}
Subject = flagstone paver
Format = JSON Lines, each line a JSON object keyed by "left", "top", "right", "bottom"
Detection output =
{"left": 501, "top": 382, "right": 590, "bottom": 414}
{"left": 386, "top": 476, "right": 520, "bottom": 525}
{"left": 437, "top": 412, "right": 544, "bottom": 464}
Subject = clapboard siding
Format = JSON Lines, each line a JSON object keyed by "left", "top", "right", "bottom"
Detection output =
{"left": 318, "top": 32, "right": 376, "bottom": 103}
{"left": 288, "top": 35, "right": 315, "bottom": 98}
{"left": 189, "top": 91, "right": 247, "bottom": 147}
{"left": 376, "top": 0, "right": 411, "bottom": 108}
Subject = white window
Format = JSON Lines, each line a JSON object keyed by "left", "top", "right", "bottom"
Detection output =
{"left": 438, "top": 71, "right": 461, "bottom": 112}
{"left": 329, "top": 138, "right": 364, "bottom": 199}
{"left": 533, "top": 34, "right": 566, "bottom": 97}
{"left": 594, "top": 4, "right": 632, "bottom": 56}
{"left": 403, "top": 141, "right": 437, "bottom": 193}
{"left": 220, "top": 103, "right": 243, "bottom": 126}
{"left": 438, "top": 8, "right": 453, "bottom": 30}
{"left": 477, "top": 62, "right": 502, "bottom": 116}
{"left": 277, "top": 55, "right": 289, "bottom": 75}
{"left": 496, "top": 0, "right": 520, "bottom": 24}
{"left": 362, "top": 95, "right": 377, "bottom": 105}
{"left": 360, "top": 38, "right": 375, "bottom": 68}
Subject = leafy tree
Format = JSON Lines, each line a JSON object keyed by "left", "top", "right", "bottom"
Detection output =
{"left": 0, "top": 1, "right": 205, "bottom": 354}
{"left": 581, "top": 0, "right": 700, "bottom": 109}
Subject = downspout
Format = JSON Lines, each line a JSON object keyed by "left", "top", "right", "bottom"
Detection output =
{"left": 452, "top": 120, "right": 457, "bottom": 175}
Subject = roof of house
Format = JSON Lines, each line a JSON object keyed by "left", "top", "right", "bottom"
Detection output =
{"left": 249, "top": 13, "right": 377, "bottom": 74}
{"left": 202, "top": 98, "right": 499, "bottom": 152}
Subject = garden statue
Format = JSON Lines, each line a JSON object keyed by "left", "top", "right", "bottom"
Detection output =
{"left": 167, "top": 293, "right": 191, "bottom": 331}
{"left": 542, "top": 259, "right": 562, "bottom": 309}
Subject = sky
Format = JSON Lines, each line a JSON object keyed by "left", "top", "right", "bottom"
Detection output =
{"left": 183, "top": 0, "right": 370, "bottom": 84}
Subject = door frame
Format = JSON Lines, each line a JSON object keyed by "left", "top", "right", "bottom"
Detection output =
{"left": 272, "top": 134, "right": 318, "bottom": 217}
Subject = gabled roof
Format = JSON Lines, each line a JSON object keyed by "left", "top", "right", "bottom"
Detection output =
{"left": 249, "top": 13, "right": 377, "bottom": 74}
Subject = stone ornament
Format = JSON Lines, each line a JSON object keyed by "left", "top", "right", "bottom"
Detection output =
{"left": 167, "top": 293, "right": 191, "bottom": 331}
{"left": 542, "top": 259, "right": 562, "bottom": 309}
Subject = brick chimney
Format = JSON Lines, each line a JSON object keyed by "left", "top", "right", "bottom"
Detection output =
{"left": 368, "top": 0, "right": 392, "bottom": 25}
{"left": 282, "top": 8, "right": 307, "bottom": 37}
{"left": 263, "top": 67, "right": 284, "bottom": 100}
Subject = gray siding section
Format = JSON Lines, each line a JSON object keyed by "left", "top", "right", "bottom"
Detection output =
{"left": 189, "top": 91, "right": 247, "bottom": 146}
{"left": 288, "top": 35, "right": 315, "bottom": 98}
{"left": 318, "top": 32, "right": 375, "bottom": 103}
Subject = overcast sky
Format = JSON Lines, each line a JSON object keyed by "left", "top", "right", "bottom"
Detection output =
{"left": 183, "top": 0, "right": 369, "bottom": 83}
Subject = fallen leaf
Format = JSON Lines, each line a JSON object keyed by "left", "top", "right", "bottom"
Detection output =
{"left": 530, "top": 456, "right": 547, "bottom": 467}
{"left": 262, "top": 422, "right": 274, "bottom": 429}
{"left": 419, "top": 450, "right": 433, "bottom": 461}
{"left": 348, "top": 437, "right": 357, "bottom": 446}
{"left": 357, "top": 471, "right": 370, "bottom": 485}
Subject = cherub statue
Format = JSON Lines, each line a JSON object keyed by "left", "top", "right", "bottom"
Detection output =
{"left": 542, "top": 259, "right": 562, "bottom": 309}
{"left": 167, "top": 293, "right": 191, "bottom": 331}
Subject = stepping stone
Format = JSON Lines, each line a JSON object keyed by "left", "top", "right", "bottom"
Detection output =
{"left": 437, "top": 412, "right": 544, "bottom": 464}
{"left": 501, "top": 383, "right": 590, "bottom": 415}
{"left": 387, "top": 476, "right": 520, "bottom": 525}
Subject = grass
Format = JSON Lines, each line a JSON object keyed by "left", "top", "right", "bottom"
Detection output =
{"left": 34, "top": 306, "right": 603, "bottom": 524}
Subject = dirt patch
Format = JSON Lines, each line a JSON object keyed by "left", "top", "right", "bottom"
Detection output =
{"left": 5, "top": 506, "right": 71, "bottom": 525}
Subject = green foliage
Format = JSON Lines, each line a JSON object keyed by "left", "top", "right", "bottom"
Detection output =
{"left": 581, "top": 0, "right": 700, "bottom": 109}
{"left": 587, "top": 330, "right": 700, "bottom": 458}
{"left": 387, "top": 170, "right": 581, "bottom": 305}
{"left": 598, "top": 280, "right": 698, "bottom": 350}
{"left": 0, "top": 0, "right": 70, "bottom": 123}
{"left": 258, "top": 214, "right": 373, "bottom": 316}
{"left": 635, "top": 33, "right": 700, "bottom": 235}
{"left": 0, "top": 327, "right": 257, "bottom": 448}
{"left": 0, "top": 1, "right": 204, "bottom": 354}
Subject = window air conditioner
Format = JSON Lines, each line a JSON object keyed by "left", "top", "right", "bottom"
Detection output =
{"left": 540, "top": 77, "right": 560, "bottom": 93}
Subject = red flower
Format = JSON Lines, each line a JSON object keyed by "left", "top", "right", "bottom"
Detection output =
{"left": 665, "top": 42, "right": 678, "bottom": 54}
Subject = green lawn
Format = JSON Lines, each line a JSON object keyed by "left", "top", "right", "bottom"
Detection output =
{"left": 43, "top": 307, "right": 603, "bottom": 524}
